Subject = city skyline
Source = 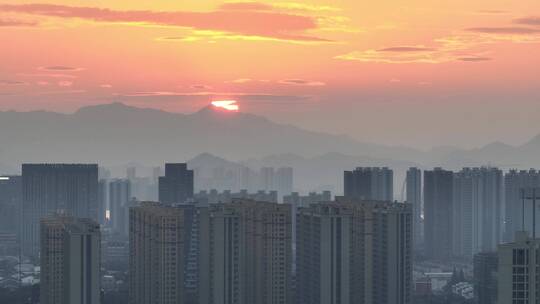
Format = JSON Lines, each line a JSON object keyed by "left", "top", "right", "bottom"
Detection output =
{"left": 1, "top": 1, "right": 539, "bottom": 148}
{"left": 0, "top": 1, "right": 539, "bottom": 303}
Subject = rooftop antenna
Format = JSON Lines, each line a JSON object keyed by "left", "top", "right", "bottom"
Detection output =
{"left": 522, "top": 189, "right": 525, "bottom": 231}
{"left": 524, "top": 188, "right": 540, "bottom": 238}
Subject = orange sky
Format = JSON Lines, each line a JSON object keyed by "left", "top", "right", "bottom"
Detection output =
{"left": 1, "top": 1, "right": 539, "bottom": 148}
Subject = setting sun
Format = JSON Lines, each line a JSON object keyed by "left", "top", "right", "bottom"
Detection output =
{"left": 211, "top": 100, "right": 239, "bottom": 111}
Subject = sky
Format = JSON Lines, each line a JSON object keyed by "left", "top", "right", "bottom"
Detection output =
{"left": 1, "top": 0, "right": 539, "bottom": 149}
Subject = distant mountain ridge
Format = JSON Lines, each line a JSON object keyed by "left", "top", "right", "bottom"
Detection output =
{"left": 0, "top": 102, "right": 539, "bottom": 171}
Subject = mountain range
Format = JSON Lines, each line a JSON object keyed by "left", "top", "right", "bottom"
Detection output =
{"left": 1, "top": 102, "right": 539, "bottom": 184}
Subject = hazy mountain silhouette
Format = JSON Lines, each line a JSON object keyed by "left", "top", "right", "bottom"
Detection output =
{"left": 0, "top": 102, "right": 424, "bottom": 166}
{"left": 0, "top": 102, "right": 539, "bottom": 172}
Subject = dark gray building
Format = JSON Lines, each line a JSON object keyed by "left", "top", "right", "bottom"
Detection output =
{"left": 453, "top": 167, "right": 503, "bottom": 258}
{"left": 344, "top": 167, "right": 393, "bottom": 201}
{"left": 296, "top": 199, "right": 412, "bottom": 304}
{"left": 129, "top": 202, "right": 188, "bottom": 304}
{"left": 40, "top": 215, "right": 101, "bottom": 304}
{"left": 198, "top": 199, "right": 293, "bottom": 304}
{"left": 504, "top": 169, "right": 540, "bottom": 242}
{"left": 158, "top": 163, "right": 194, "bottom": 205}
{"left": 0, "top": 175, "right": 22, "bottom": 235}
{"left": 424, "top": 168, "right": 453, "bottom": 261}
{"left": 406, "top": 168, "right": 422, "bottom": 248}
{"left": 109, "top": 179, "right": 131, "bottom": 236}
{"left": 22, "top": 164, "right": 98, "bottom": 258}
{"left": 98, "top": 179, "right": 108, "bottom": 225}
{"left": 473, "top": 251, "right": 498, "bottom": 304}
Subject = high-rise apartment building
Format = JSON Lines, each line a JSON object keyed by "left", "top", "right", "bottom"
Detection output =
{"left": 109, "top": 179, "right": 131, "bottom": 236}
{"left": 497, "top": 231, "right": 540, "bottom": 304}
{"left": 158, "top": 163, "right": 194, "bottom": 205}
{"left": 344, "top": 167, "right": 393, "bottom": 201}
{"left": 22, "top": 164, "right": 98, "bottom": 258}
{"left": 195, "top": 189, "right": 278, "bottom": 205}
{"left": 40, "top": 216, "right": 101, "bottom": 304}
{"left": 424, "top": 168, "right": 453, "bottom": 261}
{"left": 275, "top": 167, "right": 294, "bottom": 198}
{"left": 98, "top": 179, "right": 108, "bottom": 225}
{"left": 260, "top": 167, "right": 275, "bottom": 191}
{"left": 504, "top": 169, "right": 540, "bottom": 242}
{"left": 453, "top": 167, "right": 503, "bottom": 258}
{"left": 126, "top": 166, "right": 136, "bottom": 181}
{"left": 198, "top": 199, "right": 292, "bottom": 304}
{"left": 129, "top": 202, "right": 187, "bottom": 304}
{"left": 473, "top": 251, "right": 498, "bottom": 304}
{"left": 0, "top": 175, "right": 22, "bottom": 235}
{"left": 406, "top": 167, "right": 422, "bottom": 248}
{"left": 296, "top": 199, "right": 412, "bottom": 304}
{"left": 283, "top": 190, "right": 332, "bottom": 273}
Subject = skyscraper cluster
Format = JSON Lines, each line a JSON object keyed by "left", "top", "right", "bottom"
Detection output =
{"left": 22, "top": 164, "right": 98, "bottom": 258}
{"left": 194, "top": 165, "right": 294, "bottom": 198}
{"left": 344, "top": 167, "right": 393, "bottom": 201}
{"left": 10, "top": 161, "right": 540, "bottom": 304}
{"left": 405, "top": 166, "right": 539, "bottom": 261}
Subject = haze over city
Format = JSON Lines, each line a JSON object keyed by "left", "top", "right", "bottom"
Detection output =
{"left": 1, "top": 1, "right": 540, "bottom": 304}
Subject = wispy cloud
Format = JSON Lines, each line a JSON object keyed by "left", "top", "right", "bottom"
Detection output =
{"left": 191, "top": 84, "right": 213, "bottom": 90}
{"left": 337, "top": 15, "right": 540, "bottom": 65}
{"left": 219, "top": 2, "right": 273, "bottom": 11}
{"left": 57, "top": 80, "right": 73, "bottom": 87}
{"left": 377, "top": 46, "right": 436, "bottom": 52}
{"left": 115, "top": 91, "right": 311, "bottom": 104}
{"left": 457, "top": 56, "right": 492, "bottom": 62}
{"left": 0, "top": 3, "right": 330, "bottom": 42}
{"left": 335, "top": 45, "right": 451, "bottom": 64}
{"left": 278, "top": 79, "right": 326, "bottom": 86}
{"left": 0, "top": 18, "right": 37, "bottom": 27}
{"left": 0, "top": 80, "right": 27, "bottom": 85}
{"left": 466, "top": 27, "right": 540, "bottom": 34}
{"left": 513, "top": 16, "right": 540, "bottom": 26}
{"left": 228, "top": 78, "right": 256, "bottom": 84}
{"left": 40, "top": 66, "right": 85, "bottom": 72}
{"left": 475, "top": 10, "right": 509, "bottom": 15}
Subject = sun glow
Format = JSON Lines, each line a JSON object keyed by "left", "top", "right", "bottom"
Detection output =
{"left": 211, "top": 100, "right": 239, "bottom": 111}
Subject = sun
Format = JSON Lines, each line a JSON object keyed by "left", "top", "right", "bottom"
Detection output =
{"left": 211, "top": 100, "right": 239, "bottom": 111}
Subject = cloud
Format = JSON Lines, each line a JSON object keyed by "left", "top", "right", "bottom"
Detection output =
{"left": 514, "top": 16, "right": 540, "bottom": 26}
{"left": 219, "top": 2, "right": 273, "bottom": 11}
{"left": 0, "top": 80, "right": 27, "bottom": 85}
{"left": 221, "top": 2, "right": 341, "bottom": 13}
{"left": 40, "top": 66, "right": 84, "bottom": 71}
{"left": 100, "top": 84, "right": 112, "bottom": 88}
{"left": 57, "top": 80, "right": 73, "bottom": 87}
{"left": 336, "top": 23, "right": 539, "bottom": 64}
{"left": 475, "top": 10, "right": 508, "bottom": 15}
{"left": 0, "top": 18, "right": 37, "bottom": 27}
{"left": 0, "top": 3, "right": 329, "bottom": 42}
{"left": 18, "top": 72, "right": 78, "bottom": 79}
{"left": 273, "top": 2, "right": 341, "bottom": 12}
{"left": 466, "top": 27, "right": 540, "bottom": 34}
{"left": 335, "top": 49, "right": 447, "bottom": 64}
{"left": 191, "top": 84, "right": 212, "bottom": 90}
{"left": 229, "top": 78, "right": 255, "bottom": 84}
{"left": 377, "top": 46, "right": 436, "bottom": 52}
{"left": 116, "top": 91, "right": 310, "bottom": 104}
{"left": 278, "top": 79, "right": 326, "bottom": 86}
{"left": 457, "top": 56, "right": 492, "bottom": 62}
